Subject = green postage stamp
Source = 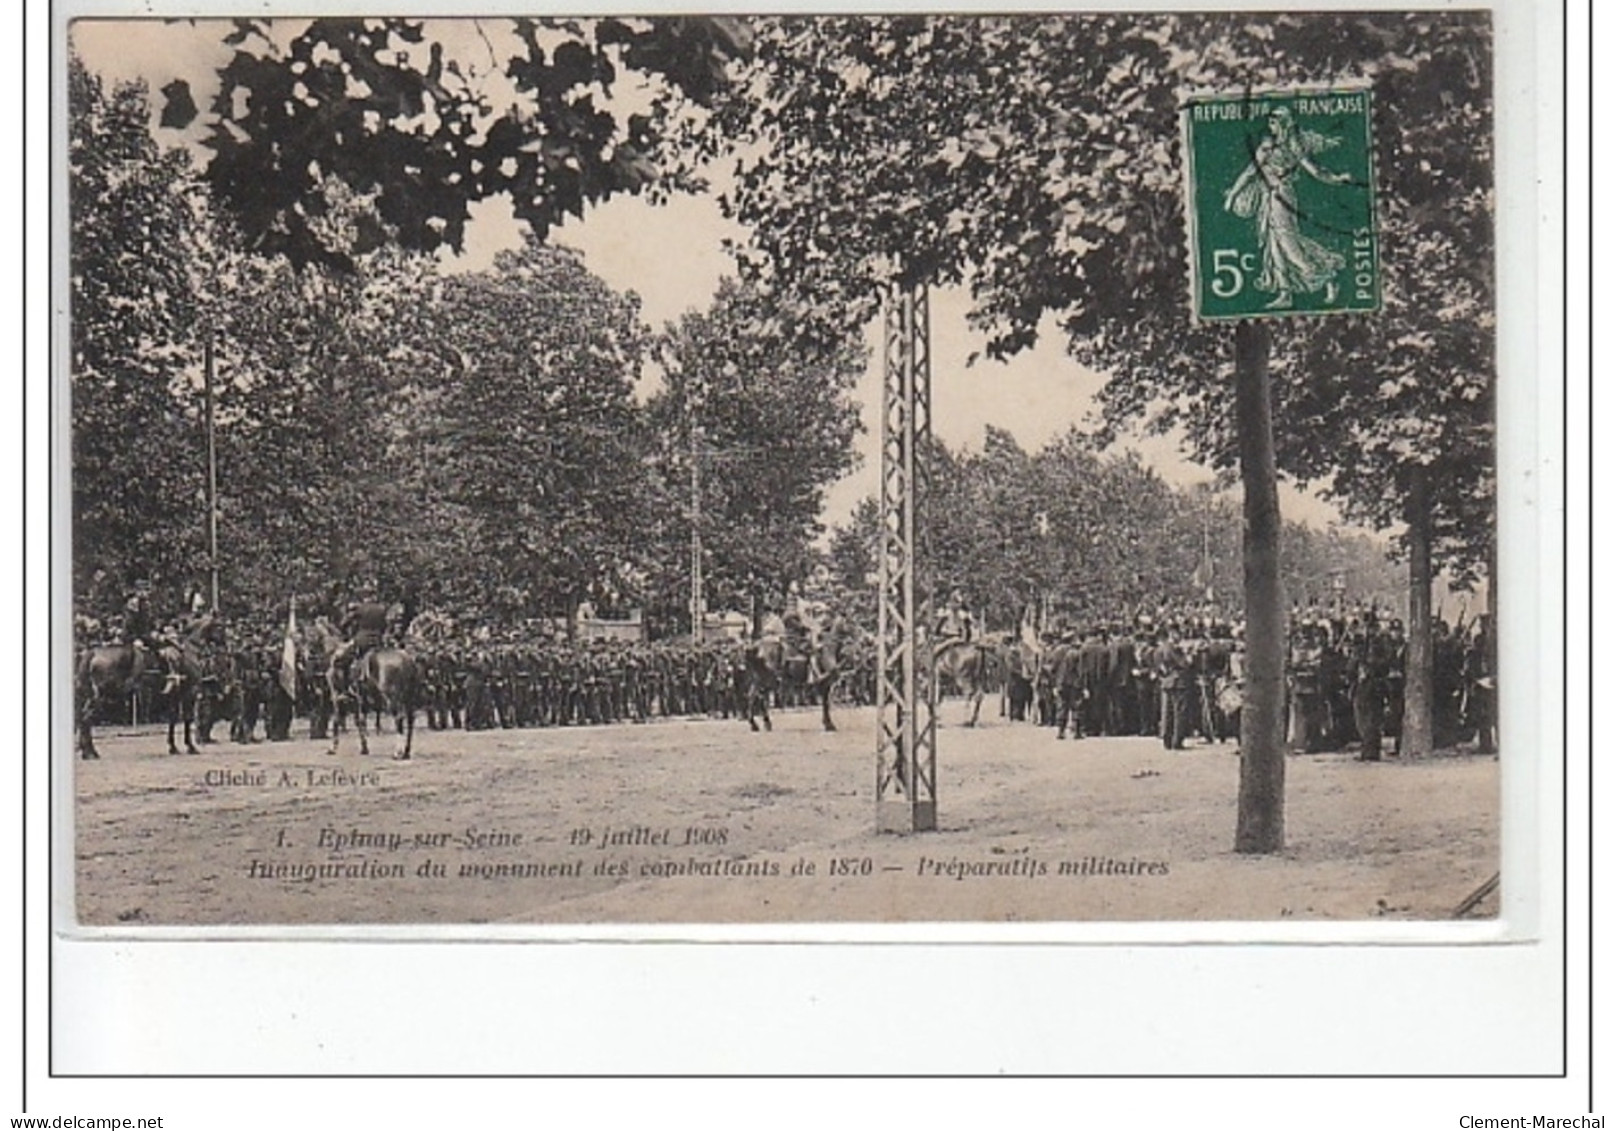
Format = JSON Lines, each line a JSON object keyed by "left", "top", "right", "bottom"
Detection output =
{"left": 1182, "top": 86, "right": 1380, "bottom": 320}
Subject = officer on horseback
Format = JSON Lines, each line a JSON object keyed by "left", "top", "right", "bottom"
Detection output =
{"left": 938, "top": 589, "right": 975, "bottom": 644}
{"left": 119, "top": 588, "right": 156, "bottom": 651}
{"left": 331, "top": 590, "right": 391, "bottom": 686}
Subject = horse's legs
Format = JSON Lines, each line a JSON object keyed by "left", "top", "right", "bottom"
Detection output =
{"left": 326, "top": 673, "right": 343, "bottom": 756}
{"left": 166, "top": 689, "right": 181, "bottom": 755}
{"left": 353, "top": 687, "right": 371, "bottom": 756}
{"left": 77, "top": 683, "right": 100, "bottom": 760}
{"left": 396, "top": 694, "right": 413, "bottom": 761}
{"left": 968, "top": 688, "right": 983, "bottom": 727}
{"left": 820, "top": 677, "right": 836, "bottom": 733}
{"left": 183, "top": 691, "right": 199, "bottom": 755}
{"left": 746, "top": 679, "right": 772, "bottom": 733}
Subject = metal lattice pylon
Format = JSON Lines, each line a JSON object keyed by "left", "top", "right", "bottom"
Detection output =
{"left": 875, "top": 280, "right": 937, "bottom": 833}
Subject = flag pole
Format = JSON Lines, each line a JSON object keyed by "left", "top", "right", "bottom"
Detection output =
{"left": 203, "top": 324, "right": 220, "bottom": 613}
{"left": 1202, "top": 490, "right": 1213, "bottom": 602}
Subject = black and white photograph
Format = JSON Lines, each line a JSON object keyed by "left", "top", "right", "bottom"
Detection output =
{"left": 60, "top": 9, "right": 1512, "bottom": 935}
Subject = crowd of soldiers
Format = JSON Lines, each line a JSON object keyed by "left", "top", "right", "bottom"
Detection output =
{"left": 77, "top": 587, "right": 1496, "bottom": 759}
{"left": 999, "top": 600, "right": 1496, "bottom": 759}
{"left": 1282, "top": 604, "right": 1496, "bottom": 759}
{"left": 1005, "top": 612, "right": 1243, "bottom": 749}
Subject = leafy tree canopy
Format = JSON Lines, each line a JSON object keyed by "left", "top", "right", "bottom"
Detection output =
{"left": 167, "top": 16, "right": 752, "bottom": 271}
{"left": 705, "top": 13, "right": 1494, "bottom": 577}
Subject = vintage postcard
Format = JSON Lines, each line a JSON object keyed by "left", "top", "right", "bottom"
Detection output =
{"left": 59, "top": 7, "right": 1526, "bottom": 938}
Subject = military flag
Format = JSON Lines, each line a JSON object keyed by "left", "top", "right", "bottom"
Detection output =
{"left": 1191, "top": 523, "right": 1215, "bottom": 601}
{"left": 279, "top": 602, "right": 298, "bottom": 701}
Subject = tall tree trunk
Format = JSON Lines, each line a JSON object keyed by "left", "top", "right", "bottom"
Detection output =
{"left": 1402, "top": 464, "right": 1434, "bottom": 757}
{"left": 1233, "top": 321, "right": 1286, "bottom": 855}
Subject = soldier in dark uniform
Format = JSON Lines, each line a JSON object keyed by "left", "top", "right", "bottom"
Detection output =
{"left": 1077, "top": 625, "right": 1111, "bottom": 738}
{"left": 1464, "top": 615, "right": 1497, "bottom": 754}
{"left": 1287, "top": 620, "right": 1329, "bottom": 753}
{"left": 264, "top": 638, "right": 295, "bottom": 742}
{"left": 1155, "top": 626, "right": 1191, "bottom": 750}
{"left": 189, "top": 613, "right": 228, "bottom": 745}
{"left": 623, "top": 644, "right": 648, "bottom": 723}
{"left": 1320, "top": 619, "right": 1354, "bottom": 749}
{"left": 1433, "top": 618, "right": 1467, "bottom": 745}
{"left": 1133, "top": 620, "right": 1160, "bottom": 738}
{"left": 1036, "top": 629, "right": 1063, "bottom": 729}
{"left": 303, "top": 629, "right": 333, "bottom": 740}
{"left": 1349, "top": 618, "right": 1392, "bottom": 761}
{"left": 585, "top": 642, "right": 610, "bottom": 724}
{"left": 564, "top": 644, "right": 588, "bottom": 725}
{"left": 120, "top": 592, "right": 156, "bottom": 650}
{"left": 1051, "top": 630, "right": 1086, "bottom": 740}
{"left": 1382, "top": 619, "right": 1407, "bottom": 755}
{"left": 1195, "top": 625, "right": 1235, "bottom": 744}
{"left": 489, "top": 647, "right": 514, "bottom": 729}
{"left": 1004, "top": 639, "right": 1034, "bottom": 722}
{"left": 462, "top": 647, "right": 494, "bottom": 730}
{"left": 332, "top": 598, "right": 390, "bottom": 684}
{"left": 229, "top": 634, "right": 263, "bottom": 744}
{"left": 1106, "top": 624, "right": 1138, "bottom": 737}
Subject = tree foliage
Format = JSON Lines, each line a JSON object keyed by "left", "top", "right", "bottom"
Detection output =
{"left": 645, "top": 278, "right": 864, "bottom": 624}
{"left": 177, "top": 16, "right": 752, "bottom": 271}
{"left": 827, "top": 429, "right": 1403, "bottom": 631}
{"left": 69, "top": 59, "right": 207, "bottom": 610}
{"left": 706, "top": 13, "right": 1495, "bottom": 581}
{"left": 420, "top": 240, "right": 656, "bottom": 620}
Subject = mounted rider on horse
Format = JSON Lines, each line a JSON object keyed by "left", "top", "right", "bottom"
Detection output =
{"left": 76, "top": 582, "right": 226, "bottom": 759}
{"left": 330, "top": 597, "right": 392, "bottom": 687}
{"left": 324, "top": 588, "right": 420, "bottom": 759}
{"left": 742, "top": 593, "right": 856, "bottom": 734}
{"left": 933, "top": 589, "right": 1000, "bottom": 727}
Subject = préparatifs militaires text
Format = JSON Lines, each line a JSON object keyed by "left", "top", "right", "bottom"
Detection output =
{"left": 242, "top": 823, "right": 1167, "bottom": 884}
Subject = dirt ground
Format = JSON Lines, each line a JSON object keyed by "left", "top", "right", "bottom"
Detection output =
{"left": 71, "top": 703, "right": 1500, "bottom": 927}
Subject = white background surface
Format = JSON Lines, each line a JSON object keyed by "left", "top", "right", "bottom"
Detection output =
{"left": 16, "top": 0, "right": 1593, "bottom": 1124}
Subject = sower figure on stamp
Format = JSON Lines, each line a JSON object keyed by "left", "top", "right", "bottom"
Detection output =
{"left": 1222, "top": 105, "right": 1351, "bottom": 310}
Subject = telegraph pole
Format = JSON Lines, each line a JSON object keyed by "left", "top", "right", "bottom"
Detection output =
{"left": 690, "top": 419, "right": 705, "bottom": 640}
{"left": 203, "top": 323, "right": 220, "bottom": 612}
{"left": 688, "top": 375, "right": 706, "bottom": 641}
{"left": 875, "top": 277, "right": 937, "bottom": 833}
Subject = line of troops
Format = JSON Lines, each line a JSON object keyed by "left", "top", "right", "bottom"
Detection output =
{"left": 78, "top": 595, "right": 1495, "bottom": 758}
{"left": 408, "top": 632, "right": 881, "bottom": 733}
{"left": 74, "top": 604, "right": 882, "bottom": 741}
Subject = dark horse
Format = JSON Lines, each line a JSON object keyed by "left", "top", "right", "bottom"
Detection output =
{"left": 933, "top": 636, "right": 1004, "bottom": 727}
{"left": 320, "top": 620, "right": 420, "bottom": 760}
{"left": 154, "top": 615, "right": 227, "bottom": 756}
{"left": 76, "top": 616, "right": 222, "bottom": 758}
{"left": 75, "top": 643, "right": 150, "bottom": 760}
{"left": 744, "top": 618, "right": 854, "bottom": 733}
